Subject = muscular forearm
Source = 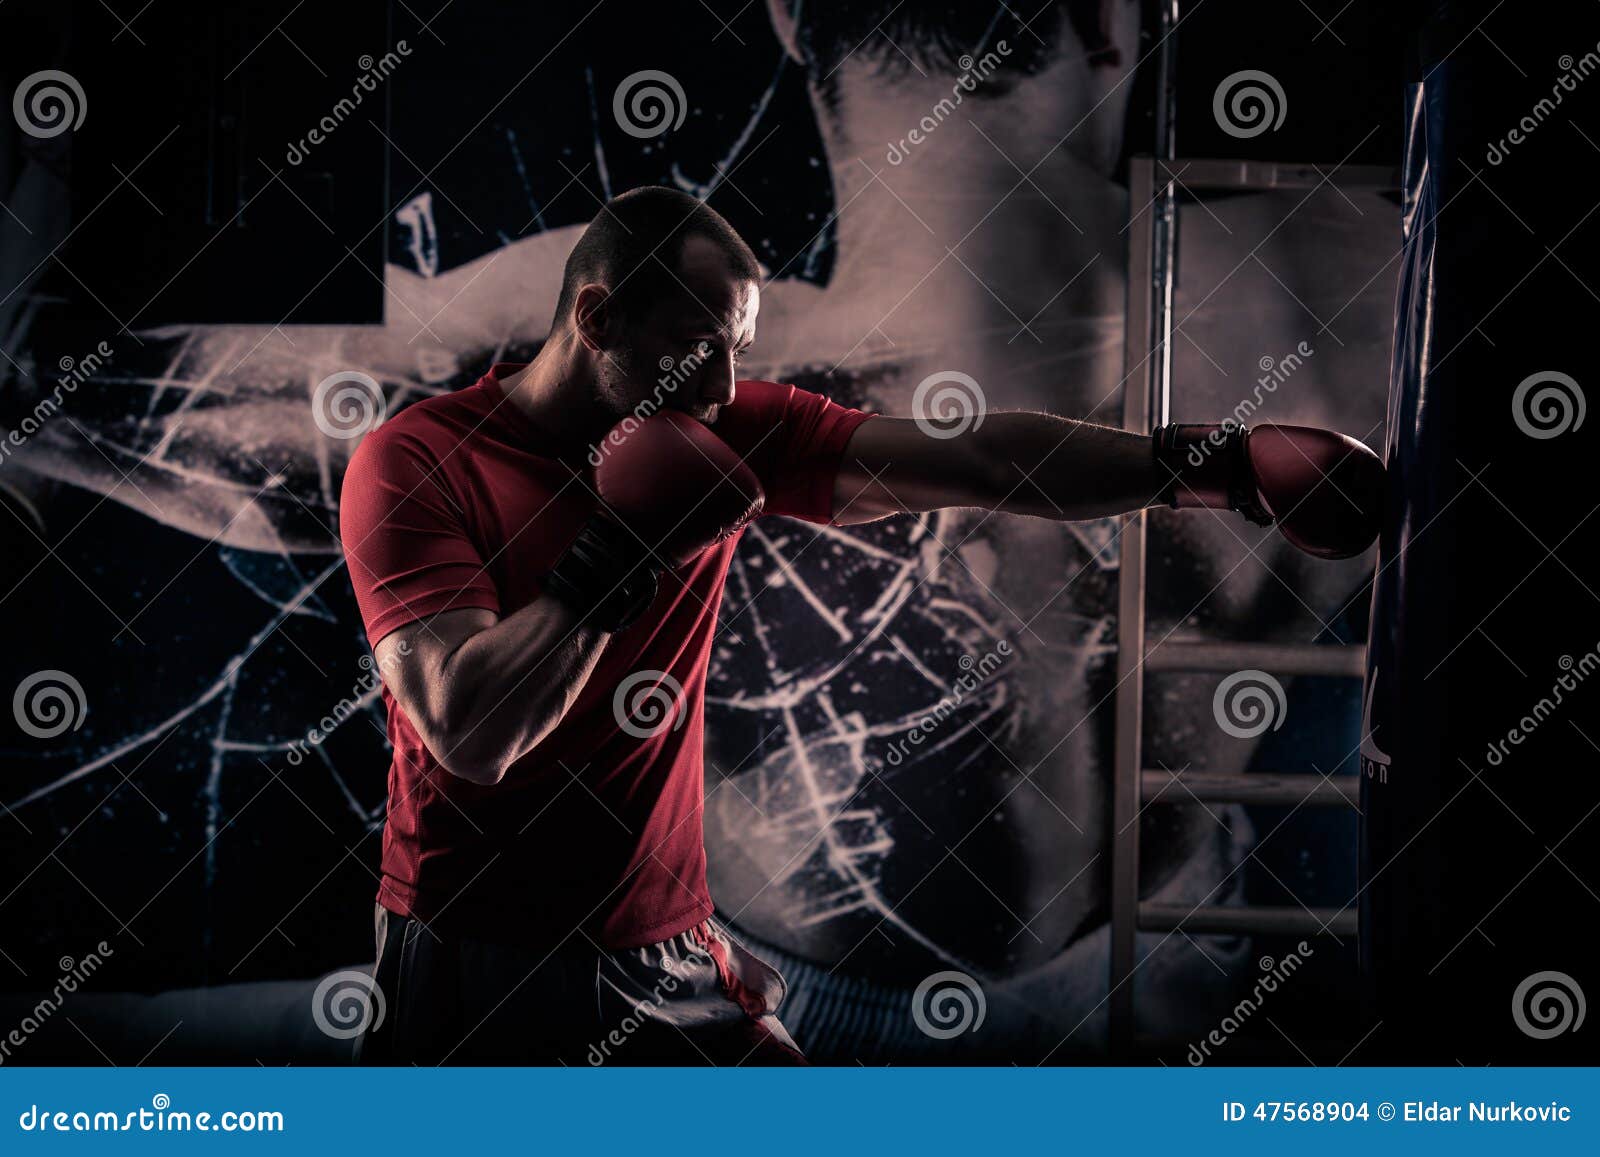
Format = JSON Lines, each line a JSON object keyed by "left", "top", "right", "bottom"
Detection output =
{"left": 977, "top": 412, "right": 1165, "bottom": 520}
{"left": 435, "top": 597, "right": 611, "bottom": 784}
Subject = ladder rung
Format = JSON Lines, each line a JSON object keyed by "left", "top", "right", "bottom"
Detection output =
{"left": 1140, "top": 770, "right": 1358, "bottom": 807}
{"left": 1140, "top": 903, "right": 1356, "bottom": 937}
{"left": 1143, "top": 640, "right": 1365, "bottom": 678}
{"left": 1160, "top": 157, "right": 1400, "bottom": 192}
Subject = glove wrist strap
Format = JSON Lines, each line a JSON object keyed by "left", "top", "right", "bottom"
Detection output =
{"left": 1152, "top": 422, "right": 1274, "bottom": 527}
{"left": 543, "top": 516, "right": 660, "bottom": 633}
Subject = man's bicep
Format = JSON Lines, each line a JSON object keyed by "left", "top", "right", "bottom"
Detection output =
{"left": 831, "top": 417, "right": 996, "bottom": 525}
{"left": 743, "top": 382, "right": 877, "bottom": 524}
{"left": 340, "top": 434, "right": 501, "bottom": 649}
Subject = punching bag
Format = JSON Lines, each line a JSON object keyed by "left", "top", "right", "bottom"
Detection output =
{"left": 1361, "top": 3, "right": 1600, "bottom": 1062}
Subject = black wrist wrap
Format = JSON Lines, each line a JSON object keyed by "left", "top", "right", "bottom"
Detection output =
{"left": 542, "top": 516, "right": 659, "bottom": 633}
{"left": 1151, "top": 422, "right": 1274, "bottom": 527}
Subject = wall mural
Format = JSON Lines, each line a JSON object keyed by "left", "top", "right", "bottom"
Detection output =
{"left": 0, "top": 2, "right": 1393, "bottom": 1061}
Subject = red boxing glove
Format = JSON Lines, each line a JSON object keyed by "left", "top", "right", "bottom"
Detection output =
{"left": 593, "top": 410, "right": 764, "bottom": 567}
{"left": 1153, "top": 422, "right": 1385, "bottom": 560}
{"left": 544, "top": 412, "right": 765, "bottom": 630}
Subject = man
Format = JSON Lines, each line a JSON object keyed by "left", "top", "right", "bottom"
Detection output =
{"left": 339, "top": 185, "right": 1381, "bottom": 1065}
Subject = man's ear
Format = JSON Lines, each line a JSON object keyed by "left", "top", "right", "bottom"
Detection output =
{"left": 765, "top": 0, "right": 803, "bottom": 66}
{"left": 572, "top": 283, "right": 613, "bottom": 352}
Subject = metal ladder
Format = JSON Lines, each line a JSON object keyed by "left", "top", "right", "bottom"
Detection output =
{"left": 1109, "top": 153, "right": 1396, "bottom": 1053}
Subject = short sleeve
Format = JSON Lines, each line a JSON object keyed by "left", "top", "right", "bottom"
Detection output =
{"left": 722, "top": 380, "right": 876, "bottom": 524}
{"left": 339, "top": 429, "right": 501, "bottom": 649}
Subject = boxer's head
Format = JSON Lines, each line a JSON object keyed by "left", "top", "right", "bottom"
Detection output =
{"left": 553, "top": 186, "right": 761, "bottom": 427}
{"left": 765, "top": 0, "right": 1124, "bottom": 107}
{"left": 762, "top": 1, "right": 1134, "bottom": 183}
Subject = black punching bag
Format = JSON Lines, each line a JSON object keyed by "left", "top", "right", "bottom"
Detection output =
{"left": 1361, "top": 3, "right": 1600, "bottom": 1062}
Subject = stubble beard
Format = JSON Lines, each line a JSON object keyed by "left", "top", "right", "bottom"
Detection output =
{"left": 593, "top": 342, "right": 639, "bottom": 424}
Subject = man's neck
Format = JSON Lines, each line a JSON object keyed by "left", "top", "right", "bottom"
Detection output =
{"left": 498, "top": 330, "right": 615, "bottom": 450}
{"left": 799, "top": 61, "right": 1131, "bottom": 358}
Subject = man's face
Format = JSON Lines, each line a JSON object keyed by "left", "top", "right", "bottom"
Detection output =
{"left": 594, "top": 234, "right": 759, "bottom": 427}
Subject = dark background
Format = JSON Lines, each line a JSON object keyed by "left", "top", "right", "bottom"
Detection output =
{"left": 1, "top": 0, "right": 1407, "bottom": 1061}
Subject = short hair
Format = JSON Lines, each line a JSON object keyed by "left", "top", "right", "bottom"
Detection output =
{"left": 550, "top": 187, "right": 761, "bottom": 334}
{"left": 788, "top": 1, "right": 1105, "bottom": 105}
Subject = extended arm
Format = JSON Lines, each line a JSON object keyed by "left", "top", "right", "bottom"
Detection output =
{"left": 832, "top": 412, "right": 1164, "bottom": 526}
{"left": 831, "top": 410, "right": 1386, "bottom": 559}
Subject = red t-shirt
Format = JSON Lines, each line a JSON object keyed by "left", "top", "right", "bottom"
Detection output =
{"left": 339, "top": 363, "right": 875, "bottom": 949}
